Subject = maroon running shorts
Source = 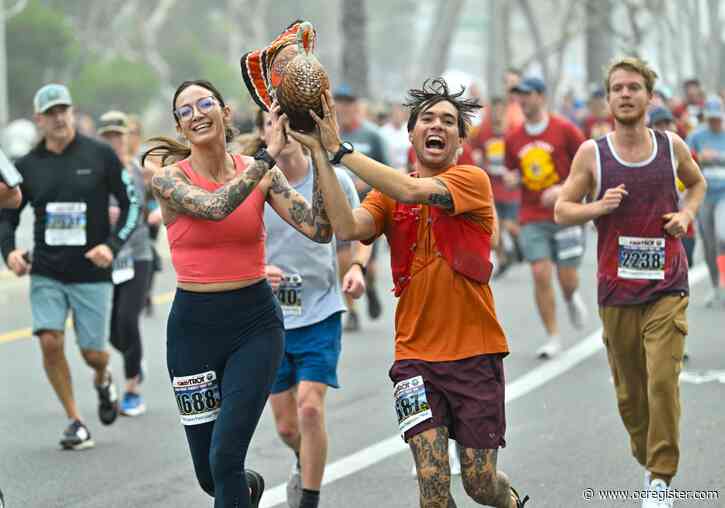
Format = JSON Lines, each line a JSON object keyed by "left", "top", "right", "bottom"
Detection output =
{"left": 389, "top": 353, "right": 506, "bottom": 450}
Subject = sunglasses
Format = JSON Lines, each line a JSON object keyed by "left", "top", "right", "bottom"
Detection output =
{"left": 174, "top": 96, "right": 218, "bottom": 122}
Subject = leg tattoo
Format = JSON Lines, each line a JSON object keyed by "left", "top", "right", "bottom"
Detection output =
{"left": 459, "top": 448, "right": 513, "bottom": 508}
{"left": 409, "top": 427, "right": 455, "bottom": 508}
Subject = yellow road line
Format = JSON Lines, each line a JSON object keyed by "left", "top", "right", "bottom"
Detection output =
{"left": 0, "top": 327, "right": 32, "bottom": 344}
{"left": 0, "top": 290, "right": 176, "bottom": 345}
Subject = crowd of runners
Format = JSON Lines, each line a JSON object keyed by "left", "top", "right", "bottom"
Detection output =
{"left": 1, "top": 18, "right": 724, "bottom": 508}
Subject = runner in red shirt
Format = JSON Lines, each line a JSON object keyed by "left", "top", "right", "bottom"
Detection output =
{"left": 470, "top": 97, "right": 522, "bottom": 277}
{"left": 504, "top": 77, "right": 588, "bottom": 358}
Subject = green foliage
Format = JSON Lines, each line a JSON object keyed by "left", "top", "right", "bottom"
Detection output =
{"left": 70, "top": 58, "right": 160, "bottom": 118}
{"left": 6, "top": 0, "right": 79, "bottom": 118}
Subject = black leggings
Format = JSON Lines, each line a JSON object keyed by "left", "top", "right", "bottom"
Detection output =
{"left": 167, "top": 281, "right": 284, "bottom": 508}
{"left": 110, "top": 260, "right": 152, "bottom": 380}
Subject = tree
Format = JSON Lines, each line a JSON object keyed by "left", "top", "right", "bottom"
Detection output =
{"left": 341, "top": 0, "right": 370, "bottom": 97}
{"left": 414, "top": 0, "right": 465, "bottom": 86}
{"left": 6, "top": 0, "right": 78, "bottom": 118}
{"left": 70, "top": 57, "right": 160, "bottom": 118}
{"left": 585, "top": 0, "right": 613, "bottom": 90}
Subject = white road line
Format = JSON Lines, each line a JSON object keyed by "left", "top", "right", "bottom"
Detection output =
{"left": 260, "top": 264, "right": 708, "bottom": 507}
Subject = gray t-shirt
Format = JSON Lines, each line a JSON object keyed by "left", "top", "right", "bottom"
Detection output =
{"left": 264, "top": 163, "right": 360, "bottom": 329}
{"left": 123, "top": 160, "right": 152, "bottom": 262}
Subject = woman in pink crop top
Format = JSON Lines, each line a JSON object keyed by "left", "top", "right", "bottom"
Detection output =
{"left": 142, "top": 79, "right": 332, "bottom": 508}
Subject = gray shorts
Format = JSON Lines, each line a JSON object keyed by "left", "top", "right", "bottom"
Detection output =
{"left": 519, "top": 221, "right": 585, "bottom": 267}
{"left": 30, "top": 275, "right": 113, "bottom": 351}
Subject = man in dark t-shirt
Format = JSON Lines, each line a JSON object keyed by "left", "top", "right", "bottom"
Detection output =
{"left": 0, "top": 84, "right": 139, "bottom": 450}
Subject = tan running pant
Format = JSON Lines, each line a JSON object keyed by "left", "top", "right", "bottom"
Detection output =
{"left": 599, "top": 295, "right": 688, "bottom": 479}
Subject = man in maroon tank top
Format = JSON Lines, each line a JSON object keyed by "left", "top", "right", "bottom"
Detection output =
{"left": 554, "top": 57, "right": 706, "bottom": 507}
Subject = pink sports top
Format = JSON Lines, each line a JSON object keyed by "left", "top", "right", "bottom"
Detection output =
{"left": 167, "top": 154, "right": 266, "bottom": 283}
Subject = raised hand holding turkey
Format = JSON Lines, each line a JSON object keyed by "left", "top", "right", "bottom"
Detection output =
{"left": 309, "top": 90, "right": 343, "bottom": 154}
{"left": 267, "top": 102, "right": 288, "bottom": 158}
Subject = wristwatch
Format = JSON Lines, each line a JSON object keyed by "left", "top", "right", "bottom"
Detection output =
{"left": 254, "top": 148, "right": 276, "bottom": 168}
{"left": 350, "top": 261, "right": 367, "bottom": 276}
{"left": 330, "top": 142, "right": 354, "bottom": 165}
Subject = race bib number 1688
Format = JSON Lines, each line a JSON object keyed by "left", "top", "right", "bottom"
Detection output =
{"left": 172, "top": 370, "right": 221, "bottom": 426}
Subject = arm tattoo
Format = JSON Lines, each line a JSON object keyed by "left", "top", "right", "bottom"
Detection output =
{"left": 426, "top": 178, "right": 454, "bottom": 211}
{"left": 151, "top": 159, "right": 270, "bottom": 221}
{"left": 268, "top": 166, "right": 332, "bottom": 243}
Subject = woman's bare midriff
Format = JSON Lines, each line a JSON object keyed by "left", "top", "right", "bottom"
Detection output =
{"left": 177, "top": 277, "right": 266, "bottom": 293}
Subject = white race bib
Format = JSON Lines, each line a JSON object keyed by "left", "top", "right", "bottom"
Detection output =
{"left": 276, "top": 274, "right": 303, "bottom": 316}
{"left": 112, "top": 247, "right": 135, "bottom": 285}
{"left": 45, "top": 202, "right": 87, "bottom": 246}
{"left": 172, "top": 370, "right": 221, "bottom": 426}
{"left": 618, "top": 236, "right": 666, "bottom": 280}
{"left": 393, "top": 375, "right": 432, "bottom": 435}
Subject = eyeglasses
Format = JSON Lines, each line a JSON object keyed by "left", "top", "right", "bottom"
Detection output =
{"left": 174, "top": 96, "right": 218, "bottom": 122}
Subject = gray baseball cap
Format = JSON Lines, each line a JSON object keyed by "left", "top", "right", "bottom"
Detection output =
{"left": 33, "top": 84, "right": 73, "bottom": 114}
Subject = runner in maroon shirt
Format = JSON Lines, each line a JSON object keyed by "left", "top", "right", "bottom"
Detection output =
{"left": 504, "top": 77, "right": 588, "bottom": 359}
{"left": 555, "top": 57, "right": 706, "bottom": 506}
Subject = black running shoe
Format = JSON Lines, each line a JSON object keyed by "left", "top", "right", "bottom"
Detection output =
{"left": 511, "top": 486, "right": 530, "bottom": 507}
{"left": 95, "top": 372, "right": 119, "bottom": 425}
{"left": 246, "top": 469, "right": 265, "bottom": 508}
{"left": 366, "top": 285, "right": 382, "bottom": 320}
{"left": 59, "top": 419, "right": 95, "bottom": 450}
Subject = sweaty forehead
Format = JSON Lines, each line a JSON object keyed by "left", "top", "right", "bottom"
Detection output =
{"left": 420, "top": 100, "right": 458, "bottom": 119}
{"left": 176, "top": 85, "right": 213, "bottom": 107}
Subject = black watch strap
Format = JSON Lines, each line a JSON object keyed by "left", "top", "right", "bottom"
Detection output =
{"left": 330, "top": 142, "right": 354, "bottom": 165}
{"left": 350, "top": 261, "right": 367, "bottom": 276}
{"left": 254, "top": 148, "right": 276, "bottom": 168}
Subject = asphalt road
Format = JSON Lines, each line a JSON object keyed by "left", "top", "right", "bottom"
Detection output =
{"left": 1, "top": 219, "right": 723, "bottom": 508}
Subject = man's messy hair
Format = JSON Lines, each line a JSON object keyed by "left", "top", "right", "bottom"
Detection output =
{"left": 404, "top": 78, "right": 481, "bottom": 138}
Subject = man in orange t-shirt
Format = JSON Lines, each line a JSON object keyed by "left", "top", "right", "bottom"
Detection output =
{"left": 290, "top": 80, "right": 529, "bottom": 508}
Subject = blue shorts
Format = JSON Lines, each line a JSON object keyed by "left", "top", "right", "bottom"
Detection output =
{"left": 30, "top": 274, "right": 113, "bottom": 351}
{"left": 271, "top": 311, "right": 343, "bottom": 394}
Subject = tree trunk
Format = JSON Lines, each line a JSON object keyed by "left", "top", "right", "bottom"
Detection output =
{"left": 486, "top": 0, "right": 505, "bottom": 97}
{"left": 517, "top": 0, "right": 550, "bottom": 85}
{"left": 0, "top": 0, "right": 7, "bottom": 124}
{"left": 586, "top": 0, "right": 613, "bottom": 91}
{"left": 414, "top": 0, "right": 465, "bottom": 85}
{"left": 684, "top": 0, "right": 703, "bottom": 80}
{"left": 142, "top": 0, "right": 176, "bottom": 94}
{"left": 502, "top": 1, "right": 513, "bottom": 70}
{"left": 706, "top": 0, "right": 722, "bottom": 92}
{"left": 341, "top": 0, "right": 370, "bottom": 98}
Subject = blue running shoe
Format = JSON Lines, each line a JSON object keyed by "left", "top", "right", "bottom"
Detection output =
{"left": 120, "top": 392, "right": 146, "bottom": 417}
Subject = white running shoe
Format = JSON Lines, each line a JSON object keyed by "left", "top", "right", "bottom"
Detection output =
{"left": 566, "top": 291, "right": 588, "bottom": 330}
{"left": 642, "top": 478, "right": 674, "bottom": 507}
{"left": 536, "top": 337, "right": 562, "bottom": 359}
{"left": 286, "top": 460, "right": 302, "bottom": 508}
{"left": 644, "top": 470, "right": 651, "bottom": 490}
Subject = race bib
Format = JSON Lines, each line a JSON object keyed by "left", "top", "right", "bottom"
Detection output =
{"left": 393, "top": 375, "right": 432, "bottom": 435}
{"left": 112, "top": 247, "right": 135, "bottom": 285}
{"left": 45, "top": 202, "right": 87, "bottom": 246}
{"left": 172, "top": 370, "right": 221, "bottom": 426}
{"left": 276, "top": 274, "right": 303, "bottom": 316}
{"left": 618, "top": 236, "right": 665, "bottom": 280}
{"left": 555, "top": 226, "right": 584, "bottom": 260}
